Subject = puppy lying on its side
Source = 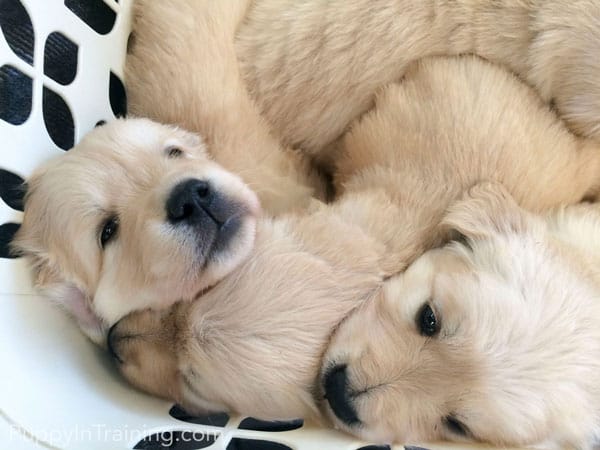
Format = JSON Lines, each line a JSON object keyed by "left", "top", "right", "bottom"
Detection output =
{"left": 103, "top": 57, "right": 600, "bottom": 448}
{"left": 322, "top": 183, "right": 600, "bottom": 449}
{"left": 127, "top": 0, "right": 600, "bottom": 212}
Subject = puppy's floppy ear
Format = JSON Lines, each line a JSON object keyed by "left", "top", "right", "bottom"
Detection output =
{"left": 11, "top": 240, "right": 105, "bottom": 344}
{"left": 33, "top": 261, "right": 106, "bottom": 345}
{"left": 442, "top": 181, "right": 532, "bottom": 241}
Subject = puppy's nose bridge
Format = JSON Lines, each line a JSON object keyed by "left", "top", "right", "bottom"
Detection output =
{"left": 323, "top": 364, "right": 361, "bottom": 426}
{"left": 166, "top": 178, "right": 212, "bottom": 223}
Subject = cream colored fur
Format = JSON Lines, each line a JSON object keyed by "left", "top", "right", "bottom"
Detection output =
{"left": 323, "top": 183, "right": 600, "bottom": 449}
{"left": 101, "top": 57, "right": 600, "bottom": 448}
{"left": 127, "top": 0, "right": 600, "bottom": 211}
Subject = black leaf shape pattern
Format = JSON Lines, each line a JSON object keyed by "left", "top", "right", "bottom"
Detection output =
{"left": 43, "top": 86, "right": 75, "bottom": 150}
{"left": 0, "top": 0, "right": 34, "bottom": 64}
{"left": 357, "top": 446, "right": 392, "bottom": 450}
{"left": 226, "top": 438, "right": 292, "bottom": 450}
{"left": 0, "top": 65, "right": 32, "bottom": 125}
{"left": 0, "top": 223, "right": 21, "bottom": 259}
{"left": 109, "top": 71, "right": 127, "bottom": 117}
{"left": 0, "top": 168, "right": 25, "bottom": 211}
{"left": 133, "top": 430, "right": 217, "bottom": 450}
{"left": 238, "top": 417, "right": 303, "bottom": 432}
{"left": 64, "top": 0, "right": 116, "bottom": 35}
{"left": 44, "top": 31, "right": 78, "bottom": 85}
{"left": 169, "top": 404, "right": 229, "bottom": 427}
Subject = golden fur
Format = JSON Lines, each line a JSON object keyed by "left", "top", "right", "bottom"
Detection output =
{"left": 126, "top": 0, "right": 600, "bottom": 211}
{"left": 103, "top": 57, "right": 600, "bottom": 448}
{"left": 322, "top": 183, "right": 600, "bottom": 449}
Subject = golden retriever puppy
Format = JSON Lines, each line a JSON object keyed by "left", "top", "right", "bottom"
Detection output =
{"left": 107, "top": 57, "right": 600, "bottom": 447}
{"left": 13, "top": 119, "right": 260, "bottom": 343}
{"left": 127, "top": 0, "right": 600, "bottom": 211}
{"left": 321, "top": 182, "right": 600, "bottom": 449}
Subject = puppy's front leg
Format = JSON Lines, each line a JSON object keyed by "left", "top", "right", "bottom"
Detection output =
{"left": 126, "top": 0, "right": 321, "bottom": 213}
{"left": 107, "top": 304, "right": 194, "bottom": 409}
{"left": 109, "top": 301, "right": 254, "bottom": 416}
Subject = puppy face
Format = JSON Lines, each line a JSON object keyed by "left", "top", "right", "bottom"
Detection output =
{"left": 321, "top": 183, "right": 600, "bottom": 448}
{"left": 13, "top": 118, "right": 260, "bottom": 343}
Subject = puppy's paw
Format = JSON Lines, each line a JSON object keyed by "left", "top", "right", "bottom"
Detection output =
{"left": 108, "top": 306, "right": 183, "bottom": 401}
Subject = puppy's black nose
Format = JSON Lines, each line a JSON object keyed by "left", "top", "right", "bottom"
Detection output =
{"left": 107, "top": 322, "right": 123, "bottom": 364}
{"left": 166, "top": 178, "right": 213, "bottom": 224}
{"left": 323, "top": 364, "right": 361, "bottom": 426}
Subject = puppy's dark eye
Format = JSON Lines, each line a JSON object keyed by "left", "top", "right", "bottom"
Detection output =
{"left": 100, "top": 216, "right": 119, "bottom": 248}
{"left": 417, "top": 303, "right": 440, "bottom": 337}
{"left": 444, "top": 415, "right": 470, "bottom": 437}
{"left": 166, "top": 146, "right": 183, "bottom": 158}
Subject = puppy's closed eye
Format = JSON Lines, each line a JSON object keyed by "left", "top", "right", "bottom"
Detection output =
{"left": 444, "top": 415, "right": 470, "bottom": 437}
{"left": 100, "top": 216, "right": 119, "bottom": 248}
{"left": 165, "top": 146, "right": 184, "bottom": 158}
{"left": 452, "top": 231, "right": 473, "bottom": 251}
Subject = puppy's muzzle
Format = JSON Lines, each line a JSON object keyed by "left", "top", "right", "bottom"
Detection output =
{"left": 167, "top": 178, "right": 215, "bottom": 225}
{"left": 166, "top": 177, "right": 247, "bottom": 256}
{"left": 107, "top": 322, "right": 123, "bottom": 364}
{"left": 323, "top": 364, "right": 361, "bottom": 427}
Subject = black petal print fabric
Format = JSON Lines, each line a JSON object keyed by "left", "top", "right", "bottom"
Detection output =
{"left": 134, "top": 430, "right": 217, "bottom": 450}
{"left": 356, "top": 446, "right": 392, "bottom": 450}
{"left": 0, "top": 168, "right": 25, "bottom": 211}
{"left": 0, "top": 0, "right": 34, "bottom": 64}
{"left": 0, "top": 64, "right": 32, "bottom": 125}
{"left": 169, "top": 405, "right": 230, "bottom": 427}
{"left": 43, "top": 86, "right": 75, "bottom": 150}
{"left": 226, "top": 438, "right": 293, "bottom": 450}
{"left": 0, "top": 169, "right": 25, "bottom": 258}
{"left": 238, "top": 417, "right": 303, "bottom": 432}
{"left": 44, "top": 31, "right": 78, "bottom": 85}
{"left": 109, "top": 71, "right": 127, "bottom": 117}
{"left": 64, "top": 0, "right": 116, "bottom": 35}
{"left": 0, "top": 0, "right": 127, "bottom": 259}
{"left": 0, "top": 222, "right": 20, "bottom": 258}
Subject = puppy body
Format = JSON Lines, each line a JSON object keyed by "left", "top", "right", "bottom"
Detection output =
{"left": 333, "top": 55, "right": 600, "bottom": 275}
{"left": 108, "top": 57, "right": 600, "bottom": 448}
{"left": 318, "top": 58, "right": 600, "bottom": 447}
{"left": 127, "top": 0, "right": 600, "bottom": 207}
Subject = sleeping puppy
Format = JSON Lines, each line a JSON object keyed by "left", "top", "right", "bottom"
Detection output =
{"left": 127, "top": 0, "right": 600, "bottom": 211}
{"left": 105, "top": 57, "right": 600, "bottom": 447}
{"left": 321, "top": 183, "right": 600, "bottom": 449}
{"left": 13, "top": 119, "right": 260, "bottom": 343}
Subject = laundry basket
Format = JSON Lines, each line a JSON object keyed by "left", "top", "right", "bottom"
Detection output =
{"left": 0, "top": 1, "right": 506, "bottom": 449}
